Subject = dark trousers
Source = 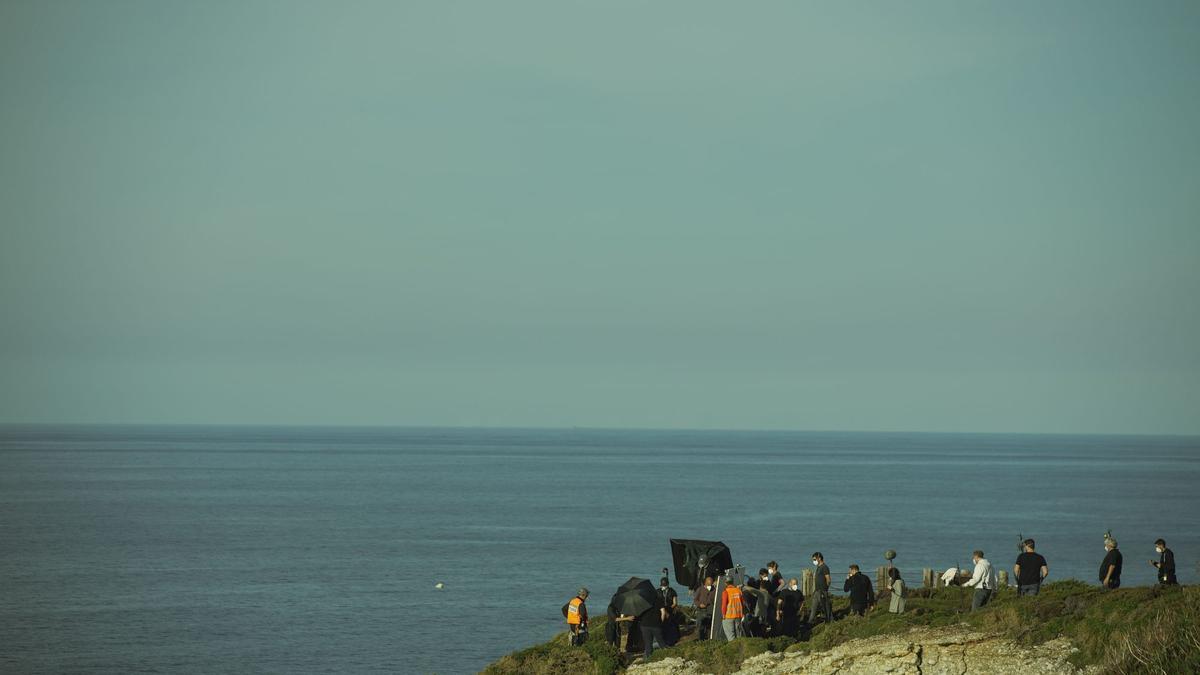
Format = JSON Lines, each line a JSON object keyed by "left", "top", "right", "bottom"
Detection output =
{"left": 808, "top": 590, "right": 833, "bottom": 624}
{"left": 971, "top": 588, "right": 993, "bottom": 611}
{"left": 640, "top": 625, "right": 665, "bottom": 659}
{"left": 662, "top": 614, "right": 680, "bottom": 646}
{"left": 568, "top": 627, "right": 587, "bottom": 646}
{"left": 695, "top": 606, "right": 713, "bottom": 640}
{"left": 1018, "top": 583, "right": 1040, "bottom": 596}
{"left": 849, "top": 602, "right": 868, "bottom": 616}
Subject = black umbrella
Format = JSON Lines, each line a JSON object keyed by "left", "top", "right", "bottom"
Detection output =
{"left": 670, "top": 538, "right": 733, "bottom": 589}
{"left": 610, "top": 577, "right": 657, "bottom": 617}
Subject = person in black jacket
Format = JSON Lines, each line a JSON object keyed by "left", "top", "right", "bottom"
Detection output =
{"left": 658, "top": 578, "right": 680, "bottom": 646}
{"left": 843, "top": 565, "right": 875, "bottom": 616}
{"left": 775, "top": 578, "right": 804, "bottom": 637}
{"left": 1099, "top": 538, "right": 1123, "bottom": 589}
{"left": 637, "top": 595, "right": 668, "bottom": 660}
{"left": 1149, "top": 538, "right": 1177, "bottom": 585}
{"left": 766, "top": 561, "right": 783, "bottom": 594}
{"left": 604, "top": 603, "right": 620, "bottom": 646}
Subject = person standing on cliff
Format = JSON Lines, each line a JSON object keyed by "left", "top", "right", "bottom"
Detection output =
{"left": 1149, "top": 538, "right": 1177, "bottom": 585}
{"left": 720, "top": 578, "right": 745, "bottom": 640}
{"left": 658, "top": 577, "right": 680, "bottom": 646}
{"left": 1100, "top": 538, "right": 1123, "bottom": 589}
{"left": 766, "top": 561, "right": 783, "bottom": 593}
{"left": 808, "top": 552, "right": 834, "bottom": 625}
{"left": 1014, "top": 539, "right": 1049, "bottom": 596}
{"left": 691, "top": 576, "right": 716, "bottom": 640}
{"left": 843, "top": 564, "right": 875, "bottom": 616}
{"left": 887, "top": 568, "right": 906, "bottom": 614}
{"left": 963, "top": 550, "right": 998, "bottom": 610}
{"left": 776, "top": 578, "right": 804, "bottom": 636}
{"left": 565, "top": 588, "right": 589, "bottom": 645}
{"left": 636, "top": 593, "right": 668, "bottom": 659}
{"left": 742, "top": 579, "right": 772, "bottom": 637}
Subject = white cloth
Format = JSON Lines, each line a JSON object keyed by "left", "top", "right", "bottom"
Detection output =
{"left": 963, "top": 558, "right": 998, "bottom": 590}
{"left": 941, "top": 568, "right": 959, "bottom": 586}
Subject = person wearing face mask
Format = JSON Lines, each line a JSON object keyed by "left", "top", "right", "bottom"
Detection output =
{"left": 776, "top": 577, "right": 804, "bottom": 637}
{"left": 1149, "top": 539, "right": 1177, "bottom": 585}
{"left": 766, "top": 562, "right": 783, "bottom": 594}
{"left": 807, "top": 552, "right": 833, "bottom": 625}
{"left": 1100, "top": 538, "right": 1123, "bottom": 589}
{"left": 741, "top": 578, "right": 772, "bottom": 637}
{"left": 962, "top": 550, "right": 998, "bottom": 611}
{"left": 690, "top": 576, "right": 716, "bottom": 640}
{"left": 752, "top": 568, "right": 775, "bottom": 634}
{"left": 658, "top": 577, "right": 678, "bottom": 612}
{"left": 757, "top": 568, "right": 772, "bottom": 591}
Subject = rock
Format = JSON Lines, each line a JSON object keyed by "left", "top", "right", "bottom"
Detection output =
{"left": 629, "top": 626, "right": 1096, "bottom": 675}
{"left": 626, "top": 656, "right": 710, "bottom": 675}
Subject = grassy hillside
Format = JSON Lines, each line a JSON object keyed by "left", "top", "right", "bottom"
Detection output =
{"left": 482, "top": 581, "right": 1199, "bottom": 675}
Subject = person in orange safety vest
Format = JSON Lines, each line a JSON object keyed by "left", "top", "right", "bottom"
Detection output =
{"left": 565, "top": 587, "right": 589, "bottom": 645}
{"left": 720, "top": 580, "right": 744, "bottom": 641}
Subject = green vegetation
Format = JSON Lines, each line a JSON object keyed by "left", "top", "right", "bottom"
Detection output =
{"left": 482, "top": 621, "right": 622, "bottom": 675}
{"left": 483, "top": 582, "right": 1200, "bottom": 674}
{"left": 646, "top": 634, "right": 794, "bottom": 674}
{"left": 779, "top": 581, "right": 1200, "bottom": 673}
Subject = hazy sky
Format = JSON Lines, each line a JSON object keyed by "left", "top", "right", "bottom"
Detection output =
{"left": 2, "top": 1, "right": 1198, "bottom": 433}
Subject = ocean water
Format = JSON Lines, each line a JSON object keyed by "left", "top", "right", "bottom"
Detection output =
{"left": 2, "top": 426, "right": 1198, "bottom": 674}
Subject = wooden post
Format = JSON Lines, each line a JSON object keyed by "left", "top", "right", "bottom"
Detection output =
{"left": 876, "top": 566, "right": 888, "bottom": 593}
{"left": 802, "top": 568, "right": 816, "bottom": 597}
{"left": 998, "top": 570, "right": 1009, "bottom": 587}
{"left": 923, "top": 568, "right": 935, "bottom": 589}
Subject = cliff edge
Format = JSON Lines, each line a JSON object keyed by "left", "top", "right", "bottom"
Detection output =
{"left": 627, "top": 626, "right": 1090, "bottom": 674}
{"left": 483, "top": 581, "right": 1199, "bottom": 675}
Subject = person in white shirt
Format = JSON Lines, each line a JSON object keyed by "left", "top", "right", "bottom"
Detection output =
{"left": 962, "top": 550, "right": 998, "bottom": 611}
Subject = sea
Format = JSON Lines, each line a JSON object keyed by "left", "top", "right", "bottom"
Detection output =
{"left": 2, "top": 426, "right": 1198, "bottom": 674}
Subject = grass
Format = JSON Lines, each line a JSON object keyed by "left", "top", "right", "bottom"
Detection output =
{"left": 483, "top": 582, "right": 1200, "bottom": 674}
{"left": 481, "top": 621, "right": 622, "bottom": 675}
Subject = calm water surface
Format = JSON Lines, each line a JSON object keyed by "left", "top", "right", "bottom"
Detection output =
{"left": 2, "top": 426, "right": 1198, "bottom": 674}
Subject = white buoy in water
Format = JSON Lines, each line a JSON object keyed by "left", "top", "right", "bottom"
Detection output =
{"left": 435, "top": 582, "right": 444, "bottom": 590}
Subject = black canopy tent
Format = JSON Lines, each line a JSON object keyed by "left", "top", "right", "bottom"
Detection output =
{"left": 669, "top": 538, "right": 733, "bottom": 589}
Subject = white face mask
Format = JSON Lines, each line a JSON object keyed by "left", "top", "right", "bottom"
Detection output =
{"left": 1156, "top": 548, "right": 1164, "bottom": 554}
{"left": 705, "top": 585, "right": 712, "bottom": 591}
{"left": 789, "top": 584, "right": 798, "bottom": 591}
{"left": 812, "top": 560, "right": 819, "bottom": 566}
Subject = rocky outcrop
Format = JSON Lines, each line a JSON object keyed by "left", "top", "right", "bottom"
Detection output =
{"left": 626, "top": 626, "right": 1096, "bottom": 675}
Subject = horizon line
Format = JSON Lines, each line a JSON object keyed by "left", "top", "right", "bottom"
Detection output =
{"left": 1, "top": 421, "right": 1197, "bottom": 439}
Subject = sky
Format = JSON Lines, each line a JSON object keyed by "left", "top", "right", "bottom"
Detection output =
{"left": 1, "top": 1, "right": 1198, "bottom": 433}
